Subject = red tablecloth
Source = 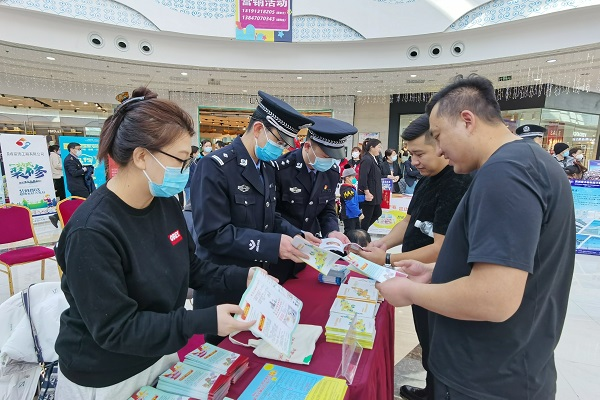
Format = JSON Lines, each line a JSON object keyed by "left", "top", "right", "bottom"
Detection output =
{"left": 219, "top": 267, "right": 395, "bottom": 400}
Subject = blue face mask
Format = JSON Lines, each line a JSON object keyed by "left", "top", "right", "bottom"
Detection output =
{"left": 255, "top": 127, "right": 285, "bottom": 162}
{"left": 562, "top": 150, "right": 569, "bottom": 157}
{"left": 143, "top": 152, "right": 190, "bottom": 198}
{"left": 309, "top": 145, "right": 335, "bottom": 172}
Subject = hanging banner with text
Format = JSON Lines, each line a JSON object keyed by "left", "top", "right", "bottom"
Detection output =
{"left": 572, "top": 180, "right": 600, "bottom": 256}
{"left": 0, "top": 134, "right": 57, "bottom": 216}
{"left": 58, "top": 136, "right": 106, "bottom": 197}
{"left": 236, "top": 0, "right": 292, "bottom": 42}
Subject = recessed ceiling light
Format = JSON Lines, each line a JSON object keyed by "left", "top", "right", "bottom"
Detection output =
{"left": 297, "top": 76, "right": 302, "bottom": 80}
{"left": 242, "top": 89, "right": 248, "bottom": 93}
{"left": 46, "top": 56, "right": 55, "bottom": 61}
{"left": 546, "top": 59, "right": 557, "bottom": 63}
{"left": 18, "top": 103, "right": 23, "bottom": 106}
{"left": 181, "top": 72, "right": 188, "bottom": 76}
{"left": 410, "top": 74, "right": 417, "bottom": 78}
{"left": 534, "top": 78, "right": 541, "bottom": 81}
{"left": 356, "top": 90, "right": 362, "bottom": 93}
{"left": 83, "top": 102, "right": 88, "bottom": 105}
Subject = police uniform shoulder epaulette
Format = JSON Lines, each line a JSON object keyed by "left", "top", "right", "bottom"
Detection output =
{"left": 209, "top": 148, "right": 235, "bottom": 167}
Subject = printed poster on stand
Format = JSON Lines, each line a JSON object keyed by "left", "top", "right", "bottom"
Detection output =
{"left": 0, "top": 134, "right": 56, "bottom": 216}
{"left": 236, "top": 0, "right": 292, "bottom": 42}
{"left": 572, "top": 180, "right": 600, "bottom": 256}
{"left": 58, "top": 136, "right": 106, "bottom": 197}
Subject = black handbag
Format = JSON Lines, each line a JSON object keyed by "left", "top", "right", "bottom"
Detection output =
{"left": 21, "top": 285, "right": 59, "bottom": 400}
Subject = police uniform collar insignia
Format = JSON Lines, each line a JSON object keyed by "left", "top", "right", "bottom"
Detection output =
{"left": 286, "top": 159, "right": 290, "bottom": 164}
{"left": 223, "top": 153, "right": 228, "bottom": 158}
{"left": 240, "top": 159, "right": 247, "bottom": 166}
{"left": 238, "top": 185, "right": 250, "bottom": 193}
{"left": 290, "top": 187, "right": 302, "bottom": 193}
{"left": 296, "top": 162, "right": 303, "bottom": 169}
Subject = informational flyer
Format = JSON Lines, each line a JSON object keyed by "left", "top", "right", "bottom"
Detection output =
{"left": 572, "top": 180, "right": 600, "bottom": 256}
{"left": 292, "top": 236, "right": 342, "bottom": 275}
{"left": 238, "top": 364, "right": 347, "bottom": 400}
{"left": 345, "top": 253, "right": 407, "bottom": 283}
{"left": 0, "top": 134, "right": 56, "bottom": 216}
{"left": 236, "top": 271, "right": 302, "bottom": 355}
{"left": 235, "top": 0, "right": 292, "bottom": 42}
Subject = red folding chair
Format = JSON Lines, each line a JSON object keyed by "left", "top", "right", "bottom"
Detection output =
{"left": 56, "top": 196, "right": 86, "bottom": 228}
{"left": 0, "top": 204, "right": 56, "bottom": 296}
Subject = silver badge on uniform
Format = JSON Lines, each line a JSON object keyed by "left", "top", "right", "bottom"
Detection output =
{"left": 238, "top": 185, "right": 250, "bottom": 193}
{"left": 223, "top": 153, "right": 228, "bottom": 158}
{"left": 290, "top": 187, "right": 302, "bottom": 194}
{"left": 240, "top": 159, "right": 247, "bottom": 166}
{"left": 296, "top": 163, "right": 303, "bottom": 169}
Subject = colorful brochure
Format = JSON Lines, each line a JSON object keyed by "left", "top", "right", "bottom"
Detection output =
{"left": 336, "top": 283, "right": 379, "bottom": 303}
{"left": 291, "top": 236, "right": 342, "bottom": 275}
{"left": 184, "top": 343, "right": 249, "bottom": 384}
{"left": 345, "top": 253, "right": 407, "bottom": 283}
{"left": 330, "top": 298, "right": 378, "bottom": 318}
{"left": 156, "top": 362, "right": 230, "bottom": 400}
{"left": 236, "top": 270, "right": 302, "bottom": 356}
{"left": 128, "top": 386, "right": 193, "bottom": 400}
{"left": 238, "top": 364, "right": 348, "bottom": 400}
{"left": 319, "top": 238, "right": 365, "bottom": 254}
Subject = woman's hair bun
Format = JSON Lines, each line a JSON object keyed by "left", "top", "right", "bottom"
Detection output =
{"left": 131, "top": 86, "right": 158, "bottom": 100}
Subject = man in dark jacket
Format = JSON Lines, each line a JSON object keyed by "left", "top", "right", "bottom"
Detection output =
{"left": 64, "top": 142, "right": 90, "bottom": 198}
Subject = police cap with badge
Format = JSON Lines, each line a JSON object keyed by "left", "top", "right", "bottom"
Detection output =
{"left": 306, "top": 116, "right": 358, "bottom": 159}
{"left": 516, "top": 124, "right": 546, "bottom": 139}
{"left": 253, "top": 90, "right": 313, "bottom": 147}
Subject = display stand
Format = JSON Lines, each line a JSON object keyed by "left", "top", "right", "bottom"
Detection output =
{"left": 335, "top": 314, "right": 363, "bottom": 385}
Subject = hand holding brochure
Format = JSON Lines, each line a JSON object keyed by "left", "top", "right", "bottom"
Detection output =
{"left": 319, "top": 238, "right": 365, "bottom": 254}
{"left": 293, "top": 237, "right": 406, "bottom": 282}
{"left": 235, "top": 270, "right": 302, "bottom": 356}
{"left": 345, "top": 253, "right": 407, "bottom": 283}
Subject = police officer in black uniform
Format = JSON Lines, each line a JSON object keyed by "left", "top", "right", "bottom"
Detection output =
{"left": 269, "top": 116, "right": 358, "bottom": 282}
{"left": 190, "top": 91, "right": 320, "bottom": 344}
{"left": 516, "top": 124, "right": 546, "bottom": 147}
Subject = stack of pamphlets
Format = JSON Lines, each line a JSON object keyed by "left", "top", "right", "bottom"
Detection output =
{"left": 156, "top": 362, "right": 231, "bottom": 400}
{"left": 184, "top": 343, "right": 249, "bottom": 384}
{"left": 325, "top": 312, "right": 376, "bottom": 349}
{"left": 238, "top": 363, "right": 348, "bottom": 400}
{"left": 128, "top": 386, "right": 194, "bottom": 400}
{"left": 347, "top": 276, "right": 385, "bottom": 302}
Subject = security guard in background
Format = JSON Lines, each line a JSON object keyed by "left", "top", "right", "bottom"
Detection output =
{"left": 269, "top": 116, "right": 358, "bottom": 283}
{"left": 516, "top": 124, "right": 546, "bottom": 147}
{"left": 190, "top": 91, "right": 320, "bottom": 344}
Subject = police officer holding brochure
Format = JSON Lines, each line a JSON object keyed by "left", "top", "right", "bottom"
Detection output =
{"left": 190, "top": 91, "right": 321, "bottom": 344}
{"left": 269, "top": 116, "right": 358, "bottom": 282}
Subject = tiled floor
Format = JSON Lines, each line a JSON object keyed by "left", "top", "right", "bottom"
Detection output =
{"left": 1, "top": 236, "right": 598, "bottom": 399}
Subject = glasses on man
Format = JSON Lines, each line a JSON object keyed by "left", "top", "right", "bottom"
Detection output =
{"left": 154, "top": 149, "right": 194, "bottom": 173}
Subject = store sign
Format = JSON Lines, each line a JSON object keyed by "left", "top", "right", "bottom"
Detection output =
{"left": 58, "top": 136, "right": 106, "bottom": 197}
{"left": 47, "top": 128, "right": 63, "bottom": 135}
{"left": 236, "top": 0, "right": 292, "bottom": 42}
{"left": 572, "top": 180, "right": 600, "bottom": 256}
{"left": 0, "top": 134, "right": 57, "bottom": 216}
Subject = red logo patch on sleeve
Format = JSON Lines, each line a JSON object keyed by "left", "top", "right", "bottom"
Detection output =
{"left": 169, "top": 230, "right": 183, "bottom": 246}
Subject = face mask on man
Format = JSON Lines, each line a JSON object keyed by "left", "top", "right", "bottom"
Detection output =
{"left": 75, "top": 150, "right": 82, "bottom": 157}
{"left": 143, "top": 151, "right": 190, "bottom": 198}
{"left": 575, "top": 154, "right": 584, "bottom": 161}
{"left": 562, "top": 150, "right": 569, "bottom": 157}
{"left": 309, "top": 145, "right": 335, "bottom": 172}
{"left": 255, "top": 126, "right": 285, "bottom": 162}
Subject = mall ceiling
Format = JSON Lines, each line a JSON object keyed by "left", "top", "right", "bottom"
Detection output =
{"left": 1, "top": 41, "right": 600, "bottom": 104}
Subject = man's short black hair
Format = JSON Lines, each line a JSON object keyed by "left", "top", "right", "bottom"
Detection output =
{"left": 426, "top": 75, "right": 503, "bottom": 124}
{"left": 346, "top": 229, "right": 371, "bottom": 247}
{"left": 67, "top": 142, "right": 81, "bottom": 150}
{"left": 401, "top": 114, "right": 432, "bottom": 143}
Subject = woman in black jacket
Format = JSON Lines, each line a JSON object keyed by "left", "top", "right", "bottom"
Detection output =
{"left": 358, "top": 139, "right": 383, "bottom": 231}
{"left": 380, "top": 148, "right": 402, "bottom": 193}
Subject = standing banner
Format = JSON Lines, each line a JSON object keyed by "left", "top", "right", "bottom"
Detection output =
{"left": 59, "top": 136, "right": 106, "bottom": 198}
{"left": 368, "top": 194, "right": 412, "bottom": 236}
{"left": 381, "top": 178, "right": 393, "bottom": 209}
{"left": 0, "top": 134, "right": 56, "bottom": 216}
{"left": 572, "top": 180, "right": 600, "bottom": 256}
{"left": 236, "top": 0, "right": 292, "bottom": 42}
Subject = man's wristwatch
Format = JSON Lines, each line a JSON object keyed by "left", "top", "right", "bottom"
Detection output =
{"left": 385, "top": 253, "right": 392, "bottom": 268}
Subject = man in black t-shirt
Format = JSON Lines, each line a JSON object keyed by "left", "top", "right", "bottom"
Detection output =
{"left": 376, "top": 76, "right": 575, "bottom": 399}
{"left": 359, "top": 114, "right": 471, "bottom": 400}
